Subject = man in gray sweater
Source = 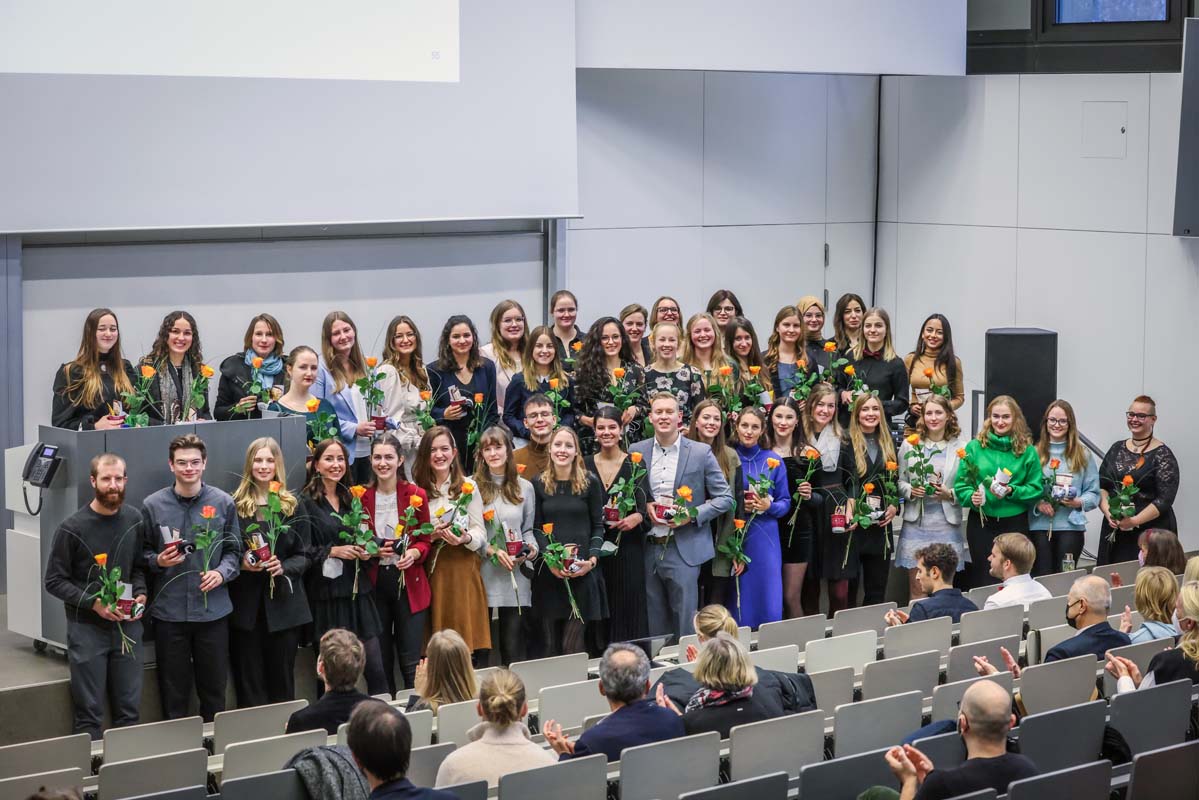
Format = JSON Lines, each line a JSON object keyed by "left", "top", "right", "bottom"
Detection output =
{"left": 140, "top": 433, "right": 241, "bottom": 721}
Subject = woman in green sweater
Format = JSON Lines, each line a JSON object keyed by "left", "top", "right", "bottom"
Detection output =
{"left": 954, "top": 395, "right": 1042, "bottom": 588}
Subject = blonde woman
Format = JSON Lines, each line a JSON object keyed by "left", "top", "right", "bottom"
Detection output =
{"left": 802, "top": 383, "right": 848, "bottom": 615}
{"left": 762, "top": 305, "right": 804, "bottom": 398}
{"left": 1110, "top": 581, "right": 1199, "bottom": 691}
{"left": 313, "top": 310, "right": 375, "bottom": 483}
{"left": 837, "top": 307, "right": 908, "bottom": 428}
{"left": 408, "top": 629, "right": 479, "bottom": 713}
{"left": 229, "top": 437, "right": 310, "bottom": 707}
{"left": 480, "top": 299, "right": 528, "bottom": 409}
{"left": 839, "top": 394, "right": 899, "bottom": 606}
{"left": 1118, "top": 567, "right": 1180, "bottom": 643}
{"left": 378, "top": 315, "right": 434, "bottom": 476}
{"left": 644, "top": 321, "right": 705, "bottom": 427}
{"left": 503, "top": 325, "right": 575, "bottom": 447}
{"left": 1028, "top": 400, "right": 1099, "bottom": 576}
{"left": 682, "top": 312, "right": 738, "bottom": 403}
{"left": 953, "top": 395, "right": 1042, "bottom": 588}
{"left": 435, "top": 669, "right": 553, "bottom": 787}
{"left": 53, "top": 307, "right": 136, "bottom": 431}
{"left": 687, "top": 400, "right": 742, "bottom": 611}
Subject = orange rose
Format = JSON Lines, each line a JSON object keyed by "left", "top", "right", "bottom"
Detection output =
{"left": 516, "top": 464, "right": 527, "bottom": 474}
{"left": 366, "top": 357, "right": 378, "bottom": 368}
{"left": 548, "top": 378, "right": 560, "bottom": 390}
{"left": 200, "top": 364, "right": 215, "bottom": 379}
{"left": 677, "top": 486, "right": 693, "bottom": 501}
{"left": 571, "top": 342, "right": 583, "bottom": 352}
{"left": 886, "top": 460, "right": 898, "bottom": 472}
{"left": 823, "top": 341, "right": 837, "bottom": 353}
{"left": 461, "top": 481, "right": 475, "bottom": 495}
{"left": 748, "top": 365, "right": 761, "bottom": 376}
{"left": 140, "top": 364, "right": 156, "bottom": 379}
{"left": 804, "top": 447, "right": 821, "bottom": 460}
{"left": 419, "top": 390, "right": 432, "bottom": 402}
{"left": 542, "top": 523, "right": 554, "bottom": 535}
{"left": 305, "top": 397, "right": 320, "bottom": 413}
{"left": 719, "top": 365, "right": 733, "bottom": 377}
{"left": 956, "top": 448, "right": 967, "bottom": 459}
{"left": 630, "top": 452, "right": 643, "bottom": 464}
{"left": 766, "top": 457, "right": 780, "bottom": 469}
{"left": 268, "top": 481, "right": 282, "bottom": 494}
{"left": 613, "top": 367, "right": 626, "bottom": 379}
{"left": 349, "top": 485, "right": 367, "bottom": 499}
{"left": 844, "top": 365, "right": 856, "bottom": 377}
{"left": 201, "top": 505, "right": 217, "bottom": 519}
{"left": 410, "top": 494, "right": 424, "bottom": 508}
{"left": 474, "top": 393, "right": 484, "bottom": 404}
{"left": 1049, "top": 458, "right": 1061, "bottom": 470}
{"left": 483, "top": 509, "right": 495, "bottom": 522}
{"left": 863, "top": 483, "right": 876, "bottom": 494}
{"left": 252, "top": 356, "right": 264, "bottom": 369}
{"left": 906, "top": 434, "right": 920, "bottom": 446}
{"left": 1121, "top": 475, "right": 1134, "bottom": 487}
{"left": 733, "top": 519, "right": 746, "bottom": 530}
{"left": 923, "top": 368, "right": 934, "bottom": 378}
{"left": 94, "top": 553, "right": 108, "bottom": 568}
{"left": 796, "top": 359, "right": 807, "bottom": 370}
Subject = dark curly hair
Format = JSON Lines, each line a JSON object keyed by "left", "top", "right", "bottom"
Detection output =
{"left": 434, "top": 315, "right": 483, "bottom": 372}
{"left": 573, "top": 316, "right": 635, "bottom": 403}
{"left": 146, "top": 310, "right": 203, "bottom": 367}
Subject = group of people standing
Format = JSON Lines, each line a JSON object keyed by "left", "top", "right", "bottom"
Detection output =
{"left": 46, "top": 290, "right": 1182, "bottom": 738}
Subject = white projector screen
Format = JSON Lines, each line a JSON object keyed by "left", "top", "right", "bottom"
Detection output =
{"left": 0, "top": 0, "right": 459, "bottom": 83}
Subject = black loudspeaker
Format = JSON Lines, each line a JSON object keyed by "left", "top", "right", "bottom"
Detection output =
{"left": 984, "top": 328, "right": 1058, "bottom": 441}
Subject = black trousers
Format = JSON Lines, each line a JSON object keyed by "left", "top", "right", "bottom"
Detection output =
{"left": 229, "top": 606, "right": 300, "bottom": 708}
{"left": 154, "top": 617, "right": 229, "bottom": 722}
{"left": 374, "top": 566, "right": 428, "bottom": 695}
{"left": 67, "top": 619, "right": 143, "bottom": 740}
{"left": 964, "top": 511, "right": 1029, "bottom": 589}
{"left": 858, "top": 550, "right": 891, "bottom": 607}
{"left": 496, "top": 607, "right": 529, "bottom": 666}
{"left": 1030, "top": 529, "right": 1084, "bottom": 577}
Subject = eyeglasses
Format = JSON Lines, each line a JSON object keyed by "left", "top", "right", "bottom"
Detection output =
{"left": 503, "top": 316, "right": 526, "bottom": 324}
{"left": 600, "top": 334, "right": 622, "bottom": 343}
{"left": 1046, "top": 418, "right": 1069, "bottom": 426}
{"left": 715, "top": 304, "right": 736, "bottom": 313}
{"left": 659, "top": 307, "right": 680, "bottom": 315}
{"left": 1126, "top": 412, "right": 1153, "bottom": 421}
{"left": 173, "top": 459, "right": 203, "bottom": 469}
{"left": 525, "top": 411, "right": 554, "bottom": 420}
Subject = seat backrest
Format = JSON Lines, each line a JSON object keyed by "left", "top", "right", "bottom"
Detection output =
{"left": 1110, "top": 584, "right": 1135, "bottom": 613}
{"left": 1101, "top": 637, "right": 1172, "bottom": 695}
{"left": 758, "top": 614, "right": 828, "bottom": 652}
{"left": 912, "top": 731, "right": 966, "bottom": 772}
{"left": 1127, "top": 739, "right": 1199, "bottom": 800}
{"left": 440, "top": 779, "right": 488, "bottom": 800}
{"left": 1027, "top": 596, "right": 1067, "bottom": 632}
{"left": 1018, "top": 654, "right": 1098, "bottom": 714}
{"left": 965, "top": 584, "right": 1001, "bottom": 610}
{"left": 1029, "top": 624, "right": 1075, "bottom": 665}
{"left": 406, "top": 742, "right": 456, "bottom": 788}
{"left": 831, "top": 602, "right": 896, "bottom": 637}
{"left": 862, "top": 649, "right": 940, "bottom": 700}
{"left": 435, "top": 699, "right": 482, "bottom": 748}
{"left": 0, "top": 732, "right": 90, "bottom": 777}
{"left": 959, "top": 604, "right": 1024, "bottom": 645}
{"left": 804, "top": 630, "right": 877, "bottom": 675}
{"left": 103, "top": 715, "right": 204, "bottom": 765}
{"left": 882, "top": 615, "right": 952, "bottom": 658}
{"left": 806, "top": 666, "right": 854, "bottom": 714}
{"left": 1017, "top": 699, "right": 1106, "bottom": 773}
{"left": 582, "top": 712, "right": 608, "bottom": 731}
{"left": 930, "top": 672, "right": 1014, "bottom": 721}
{"left": 220, "top": 768, "right": 307, "bottom": 800}
{"left": 728, "top": 709, "right": 825, "bottom": 781}
{"left": 649, "top": 664, "right": 679, "bottom": 684}
{"left": 214, "top": 699, "right": 308, "bottom": 754}
{"left": 679, "top": 770, "right": 789, "bottom": 800}
{"left": 1034, "top": 569, "right": 1086, "bottom": 598}
{"left": 0, "top": 768, "right": 83, "bottom": 800}
{"left": 619, "top": 731, "right": 721, "bottom": 800}
{"left": 1104, "top": 560, "right": 1142, "bottom": 587}
{"left": 1110, "top": 678, "right": 1194, "bottom": 756}
{"left": 539, "top": 678, "right": 609, "bottom": 732}
{"left": 125, "top": 785, "right": 211, "bottom": 800}
{"left": 938, "top": 791, "right": 996, "bottom": 800}
{"left": 342, "top": 711, "right": 431, "bottom": 749}
{"left": 799, "top": 746, "right": 898, "bottom": 800}
{"left": 946, "top": 634, "right": 1019, "bottom": 682}
{"left": 833, "top": 690, "right": 923, "bottom": 757}
{"left": 511, "top": 653, "right": 589, "bottom": 699}
{"left": 222, "top": 729, "right": 327, "bottom": 781}
{"left": 1007, "top": 759, "right": 1111, "bottom": 800}
{"left": 499, "top": 752, "right": 609, "bottom": 800}
{"left": 98, "top": 747, "right": 208, "bottom": 800}
{"left": 1109, "top": 610, "right": 1143, "bottom": 633}
{"left": 749, "top": 644, "right": 799, "bottom": 673}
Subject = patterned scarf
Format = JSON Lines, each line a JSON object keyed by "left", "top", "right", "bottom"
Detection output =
{"left": 684, "top": 684, "right": 754, "bottom": 713}
{"left": 158, "top": 359, "right": 195, "bottom": 424}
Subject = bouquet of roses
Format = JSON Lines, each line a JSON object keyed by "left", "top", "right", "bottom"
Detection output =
{"left": 305, "top": 397, "right": 340, "bottom": 448}
{"left": 484, "top": 508, "right": 521, "bottom": 611}
{"left": 243, "top": 480, "right": 290, "bottom": 598}
{"left": 903, "top": 434, "right": 938, "bottom": 522}
{"left": 355, "top": 357, "right": 387, "bottom": 431}
{"left": 956, "top": 447, "right": 988, "bottom": 524}
{"left": 430, "top": 481, "right": 476, "bottom": 572}
{"left": 718, "top": 518, "right": 750, "bottom": 612}
{"left": 416, "top": 390, "right": 436, "bottom": 431}
{"left": 844, "top": 481, "right": 878, "bottom": 568}
{"left": 602, "top": 451, "right": 646, "bottom": 555}
{"left": 185, "top": 364, "right": 215, "bottom": 422}
{"left": 787, "top": 447, "right": 822, "bottom": 542}
{"left": 606, "top": 367, "right": 641, "bottom": 413}
{"left": 332, "top": 485, "right": 377, "bottom": 598}
{"left": 192, "top": 505, "right": 224, "bottom": 609}
{"left": 118, "top": 364, "right": 157, "bottom": 428}
{"left": 466, "top": 393, "right": 488, "bottom": 449}
{"left": 1108, "top": 474, "right": 1138, "bottom": 541}
{"left": 92, "top": 553, "right": 139, "bottom": 655}
{"left": 540, "top": 523, "right": 581, "bottom": 620}
{"left": 392, "top": 493, "right": 433, "bottom": 591}
{"left": 544, "top": 378, "right": 571, "bottom": 423}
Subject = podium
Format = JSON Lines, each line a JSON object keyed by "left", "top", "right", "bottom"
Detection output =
{"left": 4, "top": 416, "right": 307, "bottom": 650}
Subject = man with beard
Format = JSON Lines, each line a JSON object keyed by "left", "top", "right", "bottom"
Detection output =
{"left": 45, "top": 453, "right": 147, "bottom": 739}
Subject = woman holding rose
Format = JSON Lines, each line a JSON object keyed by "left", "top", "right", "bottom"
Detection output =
{"left": 215, "top": 313, "right": 286, "bottom": 421}
{"left": 725, "top": 317, "right": 773, "bottom": 408}
{"left": 428, "top": 315, "right": 499, "bottom": 469}
{"left": 838, "top": 307, "right": 908, "bottom": 430}
{"left": 139, "top": 310, "right": 213, "bottom": 425}
{"left": 270, "top": 346, "right": 338, "bottom": 450}
{"left": 52, "top": 307, "right": 137, "bottom": 431}
{"left": 503, "top": 324, "right": 576, "bottom": 448}
{"left": 687, "top": 399, "right": 742, "bottom": 610}
{"left": 573, "top": 317, "right": 645, "bottom": 455}
{"left": 1028, "top": 401, "right": 1099, "bottom": 576}
{"left": 378, "top": 315, "right": 437, "bottom": 476}
{"left": 802, "top": 383, "right": 849, "bottom": 616}
{"left": 767, "top": 398, "right": 813, "bottom": 619}
{"left": 762, "top": 305, "right": 804, "bottom": 399}
{"left": 683, "top": 312, "right": 739, "bottom": 409}
{"left": 731, "top": 407, "right": 790, "bottom": 629}
{"left": 479, "top": 299, "right": 528, "bottom": 409}
{"left": 903, "top": 314, "right": 964, "bottom": 433}
{"left": 313, "top": 311, "right": 375, "bottom": 483}
{"left": 644, "top": 321, "right": 706, "bottom": 427}
{"left": 839, "top": 394, "right": 899, "bottom": 607}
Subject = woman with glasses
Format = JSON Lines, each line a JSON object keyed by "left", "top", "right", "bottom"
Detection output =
{"left": 480, "top": 300, "right": 528, "bottom": 409}
{"left": 1097, "top": 396, "right": 1180, "bottom": 565}
{"left": 649, "top": 296, "right": 683, "bottom": 329}
{"left": 1028, "top": 400, "right": 1099, "bottom": 576}
{"left": 549, "top": 291, "right": 584, "bottom": 370}
{"left": 706, "top": 290, "right": 743, "bottom": 332}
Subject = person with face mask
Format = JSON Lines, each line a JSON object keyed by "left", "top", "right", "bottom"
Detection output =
{"left": 44, "top": 453, "right": 148, "bottom": 739}
{"left": 884, "top": 680, "right": 1038, "bottom": 800}
{"left": 1109, "top": 581, "right": 1199, "bottom": 692}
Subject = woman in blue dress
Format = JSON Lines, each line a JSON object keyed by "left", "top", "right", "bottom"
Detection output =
{"left": 730, "top": 407, "right": 790, "bottom": 629}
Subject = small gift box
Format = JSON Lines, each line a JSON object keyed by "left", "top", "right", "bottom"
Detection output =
{"left": 989, "top": 467, "right": 1013, "bottom": 498}
{"left": 503, "top": 524, "right": 523, "bottom": 557}
{"left": 165, "top": 538, "right": 195, "bottom": 556}
{"left": 246, "top": 533, "right": 271, "bottom": 566}
{"left": 115, "top": 582, "right": 136, "bottom": 616}
{"left": 652, "top": 496, "right": 679, "bottom": 523}
{"left": 603, "top": 502, "right": 622, "bottom": 523}
{"left": 831, "top": 505, "right": 848, "bottom": 534}
{"left": 914, "top": 388, "right": 932, "bottom": 403}
{"left": 866, "top": 494, "right": 884, "bottom": 521}
{"left": 562, "top": 543, "right": 580, "bottom": 572}
{"left": 371, "top": 415, "right": 388, "bottom": 432}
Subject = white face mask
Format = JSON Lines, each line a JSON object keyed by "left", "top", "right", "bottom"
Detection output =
{"left": 1138, "top": 550, "right": 1146, "bottom": 566}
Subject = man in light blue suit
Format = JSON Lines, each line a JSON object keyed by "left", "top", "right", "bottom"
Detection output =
{"left": 629, "top": 392, "right": 734, "bottom": 640}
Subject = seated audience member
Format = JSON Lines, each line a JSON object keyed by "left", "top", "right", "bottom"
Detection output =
{"left": 434, "top": 669, "right": 554, "bottom": 787}
{"left": 982, "top": 533, "right": 1051, "bottom": 611}
{"left": 1110, "top": 581, "right": 1199, "bottom": 692}
{"left": 654, "top": 633, "right": 785, "bottom": 738}
{"left": 884, "top": 680, "right": 1037, "bottom": 800}
{"left": 1119, "top": 566, "right": 1180, "bottom": 643}
{"left": 885, "top": 544, "right": 978, "bottom": 626}
{"left": 347, "top": 700, "right": 458, "bottom": 800}
{"left": 1185, "top": 555, "right": 1199, "bottom": 585}
{"left": 287, "top": 629, "right": 371, "bottom": 735}
{"left": 542, "top": 643, "right": 684, "bottom": 762}
{"left": 1139, "top": 528, "right": 1188, "bottom": 574}
{"left": 406, "top": 630, "right": 478, "bottom": 714}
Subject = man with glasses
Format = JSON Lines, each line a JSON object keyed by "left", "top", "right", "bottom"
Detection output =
{"left": 513, "top": 393, "right": 556, "bottom": 475}
{"left": 141, "top": 433, "right": 241, "bottom": 720}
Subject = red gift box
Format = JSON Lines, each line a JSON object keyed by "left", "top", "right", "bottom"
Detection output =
{"left": 831, "top": 512, "right": 847, "bottom": 534}
{"left": 371, "top": 415, "right": 387, "bottom": 431}
{"left": 603, "top": 505, "right": 622, "bottom": 523}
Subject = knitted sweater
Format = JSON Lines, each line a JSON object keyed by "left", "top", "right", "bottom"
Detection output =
{"left": 953, "top": 434, "right": 1042, "bottom": 519}
{"left": 434, "top": 722, "right": 556, "bottom": 788}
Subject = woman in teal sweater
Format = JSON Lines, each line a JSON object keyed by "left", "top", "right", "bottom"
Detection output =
{"left": 1027, "top": 400, "right": 1100, "bottom": 576}
{"left": 953, "top": 395, "right": 1042, "bottom": 588}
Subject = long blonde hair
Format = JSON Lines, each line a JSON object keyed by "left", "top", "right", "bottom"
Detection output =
{"left": 540, "top": 427, "right": 591, "bottom": 496}
{"left": 1179, "top": 581, "right": 1199, "bottom": 665}
{"left": 321, "top": 311, "right": 367, "bottom": 393}
{"left": 233, "top": 437, "right": 298, "bottom": 518}
{"left": 1035, "top": 400, "right": 1089, "bottom": 474}
{"left": 682, "top": 312, "right": 735, "bottom": 390}
{"left": 763, "top": 305, "right": 801, "bottom": 372}
{"left": 803, "top": 382, "right": 842, "bottom": 441}
{"left": 1134, "top": 566, "right": 1178, "bottom": 625}
{"left": 850, "top": 307, "right": 897, "bottom": 362}
{"left": 848, "top": 394, "right": 896, "bottom": 477}
{"left": 520, "top": 325, "right": 569, "bottom": 389}
{"left": 488, "top": 300, "right": 528, "bottom": 374}
{"left": 473, "top": 426, "right": 523, "bottom": 506}
{"left": 422, "top": 630, "right": 478, "bottom": 712}
{"left": 977, "top": 395, "right": 1033, "bottom": 455}
{"left": 62, "top": 308, "right": 134, "bottom": 409}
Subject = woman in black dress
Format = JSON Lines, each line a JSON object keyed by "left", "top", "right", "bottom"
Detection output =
{"left": 300, "top": 438, "right": 388, "bottom": 695}
{"left": 585, "top": 407, "right": 648, "bottom": 644}
{"left": 837, "top": 307, "right": 908, "bottom": 430}
{"left": 620, "top": 303, "right": 652, "bottom": 367}
{"left": 803, "top": 382, "right": 851, "bottom": 616}
{"left": 549, "top": 290, "right": 584, "bottom": 368}
{"left": 643, "top": 321, "right": 705, "bottom": 428}
{"left": 214, "top": 313, "right": 286, "bottom": 420}
{"left": 1098, "top": 395, "right": 1181, "bottom": 564}
{"left": 686, "top": 399, "right": 743, "bottom": 611}
{"left": 768, "top": 398, "right": 815, "bottom": 619}
{"left": 573, "top": 317, "right": 646, "bottom": 455}
{"left": 839, "top": 394, "right": 900, "bottom": 607}
{"left": 428, "top": 315, "right": 499, "bottom": 469}
{"left": 228, "top": 436, "right": 311, "bottom": 707}
{"left": 52, "top": 307, "right": 137, "bottom": 430}
{"left": 533, "top": 426, "right": 608, "bottom": 656}
{"left": 139, "top": 310, "right": 213, "bottom": 425}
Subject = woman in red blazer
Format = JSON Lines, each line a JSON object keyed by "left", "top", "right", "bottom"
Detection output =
{"left": 362, "top": 434, "right": 432, "bottom": 695}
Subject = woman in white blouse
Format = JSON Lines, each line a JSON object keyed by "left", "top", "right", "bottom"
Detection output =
{"left": 379, "top": 315, "right": 435, "bottom": 478}
{"left": 479, "top": 300, "right": 528, "bottom": 410}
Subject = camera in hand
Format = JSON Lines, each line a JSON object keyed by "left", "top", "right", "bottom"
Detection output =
{"left": 166, "top": 539, "right": 195, "bottom": 556}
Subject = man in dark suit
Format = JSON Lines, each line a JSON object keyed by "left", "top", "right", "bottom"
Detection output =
{"left": 542, "top": 643, "right": 684, "bottom": 762}
{"left": 286, "top": 629, "right": 371, "bottom": 735}
{"left": 347, "top": 700, "right": 458, "bottom": 800}
{"left": 885, "top": 544, "right": 978, "bottom": 626}
{"left": 1043, "top": 574, "right": 1130, "bottom": 662}
{"left": 629, "top": 393, "right": 734, "bottom": 639}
